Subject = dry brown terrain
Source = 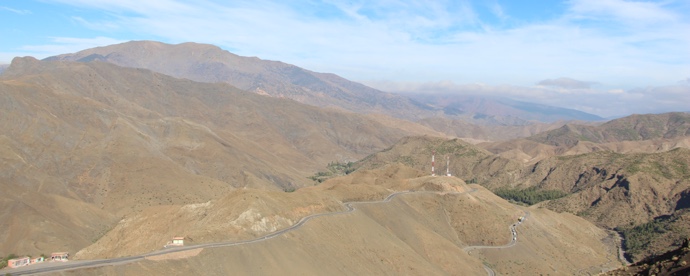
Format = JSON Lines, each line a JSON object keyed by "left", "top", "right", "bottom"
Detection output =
{"left": 46, "top": 41, "right": 436, "bottom": 121}
{"left": 353, "top": 134, "right": 690, "bottom": 262}
{"left": 46, "top": 166, "right": 616, "bottom": 275}
{"left": 2, "top": 42, "right": 689, "bottom": 274}
{"left": 0, "top": 56, "right": 441, "bottom": 257}
{"left": 602, "top": 238, "right": 690, "bottom": 276}
{"left": 481, "top": 112, "right": 690, "bottom": 163}
{"left": 46, "top": 40, "right": 609, "bottom": 142}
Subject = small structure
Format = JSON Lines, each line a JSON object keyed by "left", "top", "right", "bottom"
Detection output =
{"left": 165, "top": 236, "right": 185, "bottom": 248}
{"left": 172, "top": 236, "right": 185, "bottom": 246}
{"left": 51, "top": 252, "right": 69, "bottom": 262}
{"left": 31, "top": 256, "right": 45, "bottom": 264}
{"left": 7, "top": 256, "right": 30, "bottom": 268}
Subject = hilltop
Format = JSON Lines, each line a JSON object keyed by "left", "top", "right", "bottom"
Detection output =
{"left": 45, "top": 41, "right": 434, "bottom": 121}
{"left": 353, "top": 135, "right": 690, "bottom": 262}
{"left": 65, "top": 165, "right": 617, "bottom": 275}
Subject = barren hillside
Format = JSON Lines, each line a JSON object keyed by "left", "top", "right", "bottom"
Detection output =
{"left": 353, "top": 136, "right": 690, "bottom": 262}
{"left": 0, "top": 57, "right": 440, "bottom": 257}
{"left": 59, "top": 165, "right": 616, "bottom": 275}
{"left": 354, "top": 136, "right": 522, "bottom": 189}
{"left": 45, "top": 41, "right": 435, "bottom": 120}
{"left": 481, "top": 112, "right": 690, "bottom": 162}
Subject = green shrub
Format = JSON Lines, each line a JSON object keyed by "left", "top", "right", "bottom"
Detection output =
{"left": 494, "top": 186, "right": 568, "bottom": 205}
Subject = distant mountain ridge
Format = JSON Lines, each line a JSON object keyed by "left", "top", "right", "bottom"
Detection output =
{"left": 46, "top": 40, "right": 604, "bottom": 125}
{"left": 528, "top": 112, "right": 690, "bottom": 147}
{"left": 45, "top": 40, "right": 434, "bottom": 120}
{"left": 407, "top": 94, "right": 603, "bottom": 123}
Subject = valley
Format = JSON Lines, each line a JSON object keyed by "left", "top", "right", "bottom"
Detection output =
{"left": 1, "top": 41, "right": 688, "bottom": 275}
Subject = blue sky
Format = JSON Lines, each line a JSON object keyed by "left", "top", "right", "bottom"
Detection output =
{"left": 1, "top": 0, "right": 689, "bottom": 117}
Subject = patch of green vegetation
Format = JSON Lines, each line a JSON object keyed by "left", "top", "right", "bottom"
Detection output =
{"left": 672, "top": 158, "right": 689, "bottom": 177}
{"left": 494, "top": 186, "right": 569, "bottom": 205}
{"left": 625, "top": 158, "right": 643, "bottom": 174}
{"left": 1, "top": 254, "right": 18, "bottom": 269}
{"left": 617, "top": 219, "right": 673, "bottom": 258}
{"left": 394, "top": 156, "right": 415, "bottom": 167}
{"left": 308, "top": 161, "right": 356, "bottom": 183}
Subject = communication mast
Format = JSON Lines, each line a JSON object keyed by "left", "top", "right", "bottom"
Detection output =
{"left": 431, "top": 150, "right": 436, "bottom": 176}
{"left": 446, "top": 156, "right": 451, "bottom": 176}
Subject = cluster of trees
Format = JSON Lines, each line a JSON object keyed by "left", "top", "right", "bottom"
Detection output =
{"left": 617, "top": 219, "right": 672, "bottom": 258}
{"left": 308, "top": 161, "right": 356, "bottom": 183}
{"left": 494, "top": 186, "right": 568, "bottom": 205}
{"left": 1, "top": 253, "right": 18, "bottom": 269}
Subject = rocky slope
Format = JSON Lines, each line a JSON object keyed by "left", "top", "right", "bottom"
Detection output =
{"left": 353, "top": 136, "right": 523, "bottom": 189}
{"left": 65, "top": 165, "right": 616, "bottom": 275}
{"left": 45, "top": 41, "right": 435, "bottom": 120}
{"left": 482, "top": 112, "right": 690, "bottom": 162}
{"left": 0, "top": 57, "right": 441, "bottom": 257}
{"left": 527, "top": 112, "right": 690, "bottom": 147}
{"left": 354, "top": 135, "right": 690, "bottom": 262}
{"left": 602, "top": 238, "right": 690, "bottom": 276}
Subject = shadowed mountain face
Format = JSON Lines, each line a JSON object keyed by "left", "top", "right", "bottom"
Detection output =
{"left": 0, "top": 56, "right": 436, "bottom": 256}
{"left": 45, "top": 40, "right": 435, "bottom": 120}
{"left": 357, "top": 135, "right": 690, "bottom": 262}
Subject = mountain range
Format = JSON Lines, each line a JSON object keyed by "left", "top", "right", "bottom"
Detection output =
{"left": 46, "top": 41, "right": 602, "bottom": 127}
{"left": 1, "top": 40, "right": 689, "bottom": 274}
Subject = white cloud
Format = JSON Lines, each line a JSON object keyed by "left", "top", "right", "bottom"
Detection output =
{"left": 18, "top": 37, "right": 126, "bottom": 59}
{"left": 1, "top": 1, "right": 688, "bottom": 116}
{"left": 0, "top": 6, "right": 31, "bottom": 15}
{"left": 567, "top": 0, "right": 678, "bottom": 23}
{"left": 30, "top": 1, "right": 688, "bottom": 88}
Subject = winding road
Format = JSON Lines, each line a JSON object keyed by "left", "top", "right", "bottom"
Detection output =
{"left": 463, "top": 210, "right": 530, "bottom": 276}
{"left": 7, "top": 187, "right": 526, "bottom": 276}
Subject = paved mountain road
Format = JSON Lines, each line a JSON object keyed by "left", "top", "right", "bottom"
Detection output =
{"left": 8, "top": 187, "right": 524, "bottom": 276}
{"left": 462, "top": 210, "right": 530, "bottom": 276}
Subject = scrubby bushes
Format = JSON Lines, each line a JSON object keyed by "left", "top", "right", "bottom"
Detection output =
{"left": 617, "top": 219, "right": 673, "bottom": 258}
{"left": 308, "top": 161, "right": 356, "bottom": 183}
{"left": 494, "top": 186, "right": 568, "bottom": 205}
{"left": 1, "top": 253, "right": 18, "bottom": 269}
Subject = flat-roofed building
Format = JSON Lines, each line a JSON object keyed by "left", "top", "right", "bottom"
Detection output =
{"left": 7, "top": 256, "right": 30, "bottom": 268}
{"left": 51, "top": 252, "right": 69, "bottom": 262}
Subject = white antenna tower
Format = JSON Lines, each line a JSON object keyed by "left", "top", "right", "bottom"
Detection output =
{"left": 446, "top": 156, "right": 451, "bottom": 176}
{"left": 431, "top": 150, "right": 436, "bottom": 176}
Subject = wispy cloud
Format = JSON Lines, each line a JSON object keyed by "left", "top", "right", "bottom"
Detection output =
{"left": 0, "top": 6, "right": 31, "bottom": 15}
{"left": 3, "top": 1, "right": 689, "bottom": 115}
{"left": 19, "top": 36, "right": 125, "bottom": 58}
{"left": 42, "top": 0, "right": 688, "bottom": 87}
{"left": 567, "top": 0, "right": 678, "bottom": 23}
{"left": 537, "top": 77, "right": 596, "bottom": 89}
